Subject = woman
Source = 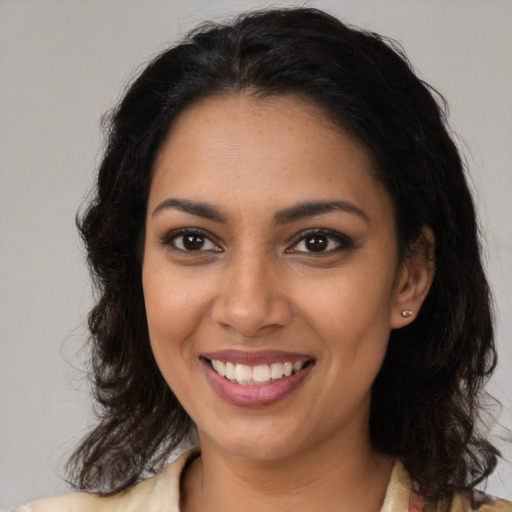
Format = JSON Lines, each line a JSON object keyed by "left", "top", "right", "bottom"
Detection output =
{"left": 16, "top": 7, "right": 511, "bottom": 512}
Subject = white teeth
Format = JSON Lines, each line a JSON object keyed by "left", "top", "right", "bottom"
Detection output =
{"left": 211, "top": 360, "right": 226, "bottom": 377}
{"left": 253, "top": 364, "right": 271, "bottom": 383}
{"left": 234, "top": 364, "right": 253, "bottom": 385}
{"left": 292, "top": 361, "right": 303, "bottom": 372}
{"left": 270, "top": 362, "right": 283, "bottom": 380}
{"left": 210, "top": 359, "right": 307, "bottom": 385}
{"left": 225, "top": 362, "right": 236, "bottom": 380}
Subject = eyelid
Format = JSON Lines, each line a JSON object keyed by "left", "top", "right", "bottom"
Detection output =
{"left": 159, "top": 227, "right": 353, "bottom": 255}
{"left": 286, "top": 228, "right": 354, "bottom": 254}
{"left": 160, "top": 227, "right": 223, "bottom": 252}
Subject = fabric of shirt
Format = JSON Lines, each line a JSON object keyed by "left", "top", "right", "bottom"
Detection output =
{"left": 14, "top": 449, "right": 512, "bottom": 512}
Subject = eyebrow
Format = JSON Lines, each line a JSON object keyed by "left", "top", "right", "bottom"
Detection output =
{"left": 152, "top": 198, "right": 369, "bottom": 225}
{"left": 273, "top": 200, "right": 369, "bottom": 225}
{"left": 152, "top": 198, "right": 228, "bottom": 222}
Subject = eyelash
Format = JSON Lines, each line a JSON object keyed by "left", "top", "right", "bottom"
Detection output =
{"left": 161, "top": 227, "right": 353, "bottom": 256}
{"left": 287, "top": 229, "right": 354, "bottom": 255}
{"left": 160, "top": 228, "right": 221, "bottom": 253}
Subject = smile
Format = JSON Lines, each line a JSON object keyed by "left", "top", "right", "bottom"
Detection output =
{"left": 209, "top": 359, "right": 308, "bottom": 386}
{"left": 200, "top": 351, "right": 315, "bottom": 407}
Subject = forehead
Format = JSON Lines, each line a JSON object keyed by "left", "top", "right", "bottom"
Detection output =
{"left": 149, "top": 94, "right": 391, "bottom": 223}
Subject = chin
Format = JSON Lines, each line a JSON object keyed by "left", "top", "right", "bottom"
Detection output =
{"left": 198, "top": 419, "right": 314, "bottom": 463}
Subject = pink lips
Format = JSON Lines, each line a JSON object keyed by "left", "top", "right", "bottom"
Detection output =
{"left": 201, "top": 350, "right": 314, "bottom": 408}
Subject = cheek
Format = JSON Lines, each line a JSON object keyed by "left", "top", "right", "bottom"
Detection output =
{"left": 142, "top": 270, "right": 207, "bottom": 406}
{"left": 142, "top": 264, "right": 208, "bottom": 366}
{"left": 143, "top": 256, "right": 212, "bottom": 328}
{"left": 295, "top": 261, "right": 396, "bottom": 392}
{"left": 296, "top": 264, "right": 395, "bottom": 336}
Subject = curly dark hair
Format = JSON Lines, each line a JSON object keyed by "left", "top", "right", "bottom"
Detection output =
{"left": 69, "top": 7, "right": 499, "bottom": 500}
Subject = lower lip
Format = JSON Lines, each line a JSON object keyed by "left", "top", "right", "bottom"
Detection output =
{"left": 201, "top": 359, "right": 314, "bottom": 407}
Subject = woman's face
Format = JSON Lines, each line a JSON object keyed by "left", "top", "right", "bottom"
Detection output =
{"left": 143, "top": 94, "right": 413, "bottom": 461}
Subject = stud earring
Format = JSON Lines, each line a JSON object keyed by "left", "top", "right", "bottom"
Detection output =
{"left": 401, "top": 309, "right": 414, "bottom": 318}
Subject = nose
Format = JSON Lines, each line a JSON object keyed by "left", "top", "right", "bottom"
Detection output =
{"left": 211, "top": 253, "right": 293, "bottom": 338}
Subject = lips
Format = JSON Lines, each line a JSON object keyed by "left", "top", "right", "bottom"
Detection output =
{"left": 201, "top": 350, "right": 315, "bottom": 407}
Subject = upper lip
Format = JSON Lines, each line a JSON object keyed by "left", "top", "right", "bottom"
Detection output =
{"left": 201, "top": 349, "right": 314, "bottom": 366}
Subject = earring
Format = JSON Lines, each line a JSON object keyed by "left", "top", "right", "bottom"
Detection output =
{"left": 401, "top": 309, "right": 414, "bottom": 318}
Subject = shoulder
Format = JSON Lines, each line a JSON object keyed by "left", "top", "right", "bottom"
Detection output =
{"left": 412, "top": 487, "right": 512, "bottom": 512}
{"left": 13, "top": 449, "right": 199, "bottom": 512}
{"left": 445, "top": 491, "right": 512, "bottom": 512}
{"left": 383, "top": 460, "right": 512, "bottom": 512}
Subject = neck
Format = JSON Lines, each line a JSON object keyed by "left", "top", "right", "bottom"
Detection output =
{"left": 180, "top": 432, "right": 394, "bottom": 512}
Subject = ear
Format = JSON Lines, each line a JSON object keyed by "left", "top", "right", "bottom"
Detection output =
{"left": 391, "top": 227, "right": 435, "bottom": 329}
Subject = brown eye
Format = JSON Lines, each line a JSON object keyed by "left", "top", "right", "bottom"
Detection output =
{"left": 183, "top": 233, "right": 205, "bottom": 250}
{"left": 165, "top": 229, "right": 221, "bottom": 252}
{"left": 288, "top": 229, "right": 353, "bottom": 255}
{"left": 305, "top": 235, "right": 328, "bottom": 252}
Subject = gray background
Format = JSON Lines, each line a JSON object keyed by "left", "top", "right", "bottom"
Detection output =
{"left": 1, "top": 0, "right": 510, "bottom": 509}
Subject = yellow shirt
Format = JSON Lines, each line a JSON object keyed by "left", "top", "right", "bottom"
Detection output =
{"left": 15, "top": 450, "right": 512, "bottom": 512}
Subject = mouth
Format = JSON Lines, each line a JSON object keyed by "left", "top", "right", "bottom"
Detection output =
{"left": 200, "top": 351, "right": 315, "bottom": 407}
{"left": 204, "top": 358, "right": 313, "bottom": 386}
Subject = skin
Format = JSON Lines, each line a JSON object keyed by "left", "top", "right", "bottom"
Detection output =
{"left": 142, "top": 94, "right": 434, "bottom": 512}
